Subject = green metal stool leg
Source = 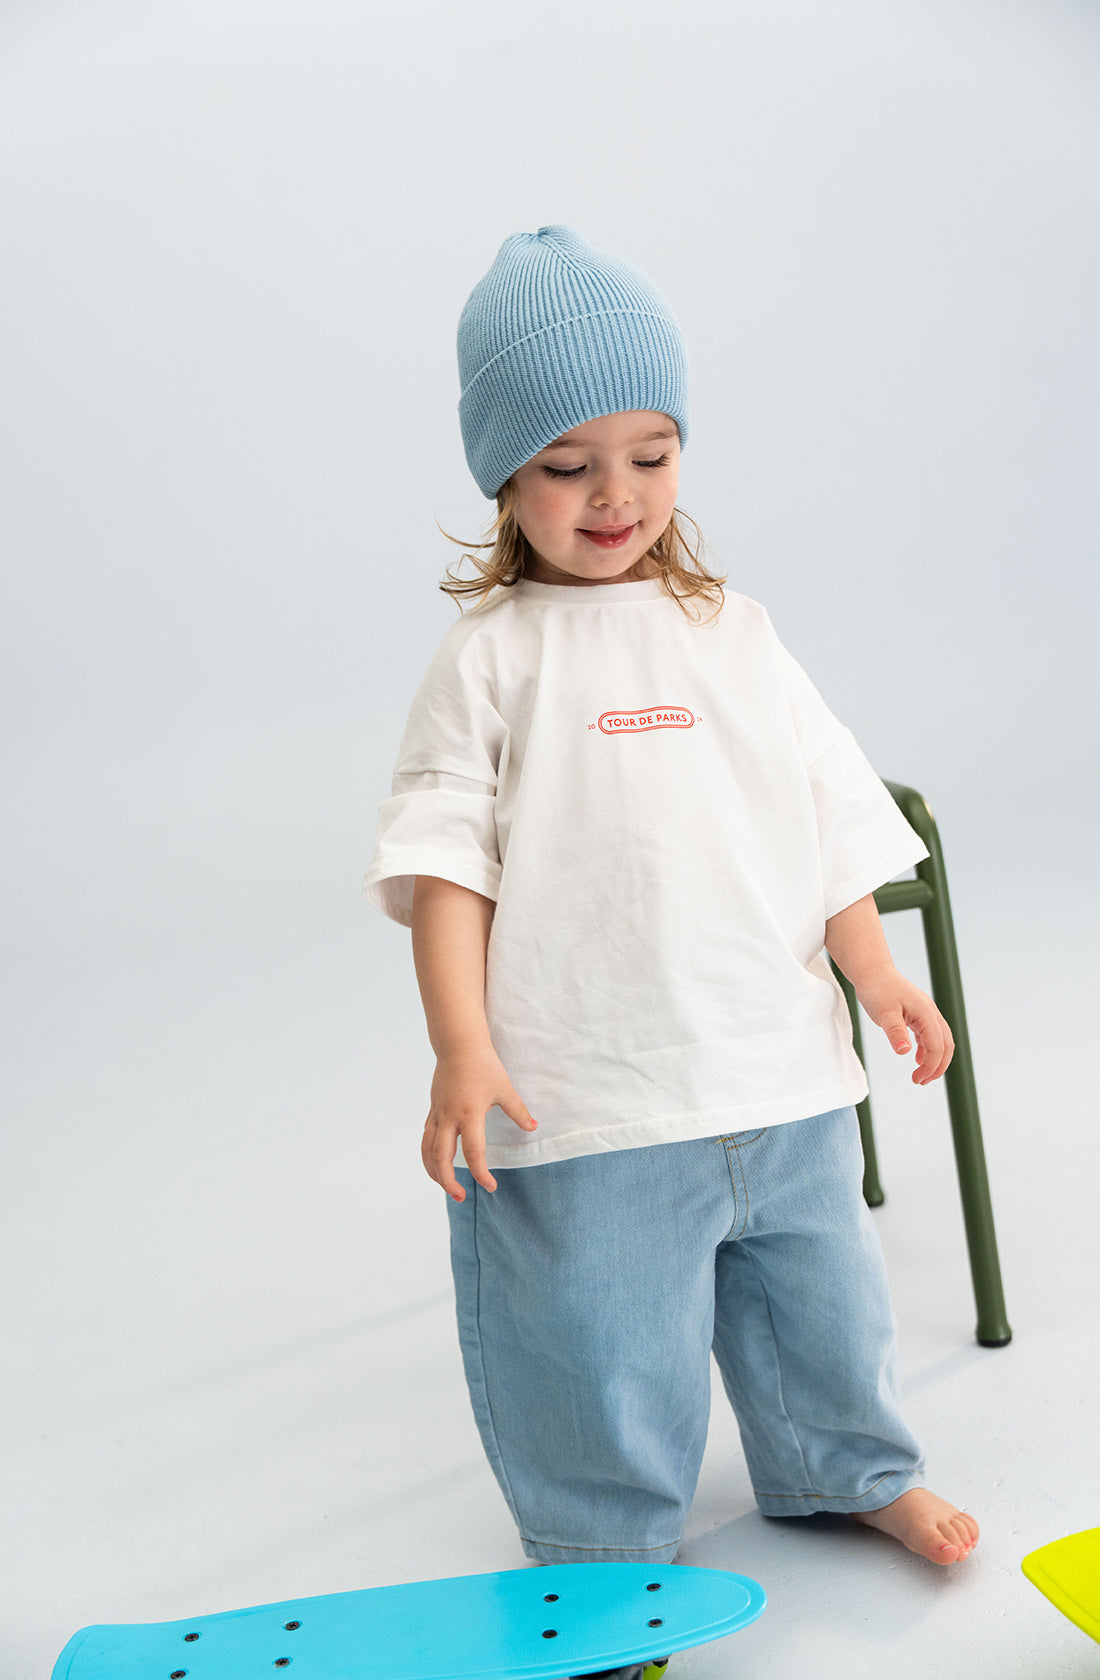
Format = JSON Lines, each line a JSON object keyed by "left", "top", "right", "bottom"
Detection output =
{"left": 885, "top": 783, "right": 1013, "bottom": 1348}
{"left": 832, "top": 962, "right": 885, "bottom": 1207}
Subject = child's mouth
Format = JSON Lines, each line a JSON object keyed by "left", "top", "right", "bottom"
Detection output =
{"left": 579, "top": 524, "right": 637, "bottom": 549}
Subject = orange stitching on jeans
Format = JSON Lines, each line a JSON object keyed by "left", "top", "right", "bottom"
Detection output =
{"left": 720, "top": 1138, "right": 751, "bottom": 1241}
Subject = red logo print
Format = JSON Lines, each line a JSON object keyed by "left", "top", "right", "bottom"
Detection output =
{"left": 597, "top": 706, "right": 696, "bottom": 734}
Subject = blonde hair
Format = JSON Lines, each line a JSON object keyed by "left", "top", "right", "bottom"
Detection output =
{"left": 436, "top": 479, "right": 728, "bottom": 627}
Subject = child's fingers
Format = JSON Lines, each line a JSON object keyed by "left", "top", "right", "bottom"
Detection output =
{"left": 424, "top": 1114, "right": 499, "bottom": 1202}
{"left": 869, "top": 987, "right": 955, "bottom": 1084}
{"left": 457, "top": 1134, "right": 497, "bottom": 1198}
{"left": 420, "top": 1116, "right": 455, "bottom": 1195}
{"left": 420, "top": 1116, "right": 438, "bottom": 1176}
{"left": 422, "top": 1116, "right": 473, "bottom": 1202}
{"left": 503, "top": 1096, "right": 538, "bottom": 1132}
{"left": 879, "top": 1009, "right": 913, "bottom": 1057}
{"left": 435, "top": 1156, "right": 467, "bottom": 1201}
{"left": 914, "top": 1037, "right": 954, "bottom": 1084}
{"left": 909, "top": 1008, "right": 955, "bottom": 1085}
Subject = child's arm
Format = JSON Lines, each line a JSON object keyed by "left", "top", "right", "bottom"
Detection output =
{"left": 410, "top": 875, "right": 538, "bottom": 1201}
{"left": 824, "top": 894, "right": 955, "bottom": 1086}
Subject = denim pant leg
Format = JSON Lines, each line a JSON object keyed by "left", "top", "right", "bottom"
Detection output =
{"left": 711, "top": 1107, "right": 926, "bottom": 1517}
{"left": 446, "top": 1142, "right": 732, "bottom": 1564}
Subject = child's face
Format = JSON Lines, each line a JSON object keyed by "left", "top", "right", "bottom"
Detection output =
{"left": 510, "top": 410, "right": 681, "bottom": 586}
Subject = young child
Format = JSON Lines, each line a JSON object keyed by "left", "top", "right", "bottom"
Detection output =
{"left": 363, "top": 227, "right": 979, "bottom": 1613}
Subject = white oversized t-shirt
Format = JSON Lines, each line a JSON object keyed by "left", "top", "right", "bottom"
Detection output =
{"left": 364, "top": 576, "right": 929, "bottom": 1168}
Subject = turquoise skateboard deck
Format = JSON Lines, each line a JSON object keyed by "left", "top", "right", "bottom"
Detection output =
{"left": 51, "top": 1561, "right": 767, "bottom": 1680}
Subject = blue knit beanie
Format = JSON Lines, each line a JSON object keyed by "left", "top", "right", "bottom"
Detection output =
{"left": 457, "top": 225, "right": 689, "bottom": 498}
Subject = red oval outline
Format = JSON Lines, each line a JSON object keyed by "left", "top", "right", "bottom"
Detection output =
{"left": 597, "top": 706, "right": 696, "bottom": 734}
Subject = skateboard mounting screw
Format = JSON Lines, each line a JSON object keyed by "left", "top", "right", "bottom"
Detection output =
{"left": 170, "top": 1671, "right": 187, "bottom": 1678}
{"left": 183, "top": 1632, "right": 202, "bottom": 1641}
{"left": 646, "top": 1583, "right": 662, "bottom": 1591}
{"left": 648, "top": 1618, "right": 664, "bottom": 1627}
{"left": 283, "top": 1622, "right": 301, "bottom": 1631}
{"left": 541, "top": 1629, "right": 558, "bottom": 1639}
{"left": 543, "top": 1594, "right": 559, "bottom": 1602}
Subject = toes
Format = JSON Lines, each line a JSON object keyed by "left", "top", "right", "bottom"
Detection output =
{"left": 940, "top": 1514, "right": 977, "bottom": 1559}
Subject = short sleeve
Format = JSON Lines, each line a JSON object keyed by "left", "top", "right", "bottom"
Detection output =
{"left": 768, "top": 618, "right": 930, "bottom": 919}
{"left": 362, "top": 627, "right": 506, "bottom": 928}
{"left": 806, "top": 731, "right": 930, "bottom": 918}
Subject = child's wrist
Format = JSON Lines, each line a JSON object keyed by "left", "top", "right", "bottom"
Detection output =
{"left": 434, "top": 1031, "right": 496, "bottom": 1061}
{"left": 849, "top": 959, "right": 901, "bottom": 1000}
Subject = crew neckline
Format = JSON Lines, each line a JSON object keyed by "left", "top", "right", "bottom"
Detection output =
{"left": 511, "top": 576, "right": 666, "bottom": 603}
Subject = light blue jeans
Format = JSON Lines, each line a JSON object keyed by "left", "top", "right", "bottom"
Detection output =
{"left": 446, "top": 1106, "right": 925, "bottom": 1564}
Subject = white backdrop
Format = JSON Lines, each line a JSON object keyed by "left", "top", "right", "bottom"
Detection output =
{"left": 3, "top": 3, "right": 1098, "bottom": 1676}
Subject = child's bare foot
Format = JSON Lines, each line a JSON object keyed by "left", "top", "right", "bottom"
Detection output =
{"left": 854, "top": 1488, "right": 978, "bottom": 1564}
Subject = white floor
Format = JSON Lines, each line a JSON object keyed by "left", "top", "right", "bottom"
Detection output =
{"left": 5, "top": 882, "right": 1099, "bottom": 1680}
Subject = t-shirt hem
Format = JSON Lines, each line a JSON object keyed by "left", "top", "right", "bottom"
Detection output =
{"left": 363, "top": 859, "right": 501, "bottom": 927}
{"left": 467, "top": 1077, "right": 870, "bottom": 1169}
{"left": 822, "top": 843, "right": 930, "bottom": 922}
{"left": 396, "top": 752, "right": 499, "bottom": 783}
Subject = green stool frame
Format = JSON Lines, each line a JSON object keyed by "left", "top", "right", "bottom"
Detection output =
{"left": 830, "top": 781, "right": 1012, "bottom": 1348}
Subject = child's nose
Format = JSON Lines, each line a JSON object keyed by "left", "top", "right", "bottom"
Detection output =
{"left": 591, "top": 469, "right": 633, "bottom": 507}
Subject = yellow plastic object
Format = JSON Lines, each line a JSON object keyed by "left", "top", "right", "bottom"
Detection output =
{"left": 1021, "top": 1527, "right": 1100, "bottom": 1644}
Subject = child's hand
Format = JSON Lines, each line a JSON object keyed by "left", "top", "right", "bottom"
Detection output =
{"left": 421, "top": 1044, "right": 537, "bottom": 1202}
{"left": 854, "top": 966, "right": 956, "bottom": 1086}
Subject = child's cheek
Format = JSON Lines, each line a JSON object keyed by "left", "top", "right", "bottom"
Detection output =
{"left": 537, "top": 486, "right": 580, "bottom": 527}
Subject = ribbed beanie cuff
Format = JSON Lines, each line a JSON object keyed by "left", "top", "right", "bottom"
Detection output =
{"left": 457, "top": 225, "right": 689, "bottom": 498}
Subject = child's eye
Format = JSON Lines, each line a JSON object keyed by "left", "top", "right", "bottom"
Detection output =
{"left": 540, "top": 453, "right": 670, "bottom": 481}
